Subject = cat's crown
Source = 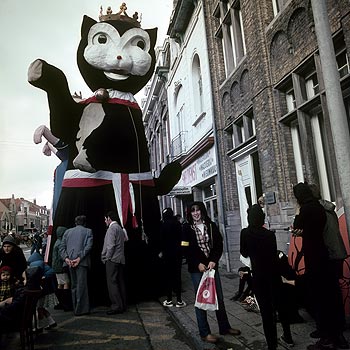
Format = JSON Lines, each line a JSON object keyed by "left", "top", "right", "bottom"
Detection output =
{"left": 99, "top": 2, "right": 141, "bottom": 27}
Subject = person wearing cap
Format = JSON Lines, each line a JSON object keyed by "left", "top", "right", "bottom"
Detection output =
{"left": 0, "top": 235, "right": 27, "bottom": 282}
{"left": 0, "top": 266, "right": 15, "bottom": 304}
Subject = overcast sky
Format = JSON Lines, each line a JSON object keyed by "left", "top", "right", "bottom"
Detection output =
{"left": 0, "top": 0, "right": 172, "bottom": 208}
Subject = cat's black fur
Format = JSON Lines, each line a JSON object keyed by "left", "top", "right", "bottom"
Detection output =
{"left": 28, "top": 14, "right": 181, "bottom": 303}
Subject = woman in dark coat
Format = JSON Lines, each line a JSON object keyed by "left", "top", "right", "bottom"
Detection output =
{"left": 0, "top": 235, "right": 27, "bottom": 282}
{"left": 240, "top": 204, "right": 293, "bottom": 350}
{"left": 293, "top": 182, "right": 344, "bottom": 350}
{"left": 181, "top": 201, "right": 240, "bottom": 344}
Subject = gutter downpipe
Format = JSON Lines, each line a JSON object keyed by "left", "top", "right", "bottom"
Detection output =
{"left": 213, "top": 123, "right": 231, "bottom": 272}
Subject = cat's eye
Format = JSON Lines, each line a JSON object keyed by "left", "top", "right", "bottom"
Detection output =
{"left": 136, "top": 40, "right": 146, "bottom": 50}
{"left": 98, "top": 34, "right": 108, "bottom": 44}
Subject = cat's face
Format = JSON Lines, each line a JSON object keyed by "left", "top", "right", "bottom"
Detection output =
{"left": 77, "top": 16, "right": 157, "bottom": 94}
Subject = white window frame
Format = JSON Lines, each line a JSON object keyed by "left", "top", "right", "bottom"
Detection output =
{"left": 291, "top": 124, "right": 304, "bottom": 183}
{"left": 311, "top": 114, "right": 331, "bottom": 201}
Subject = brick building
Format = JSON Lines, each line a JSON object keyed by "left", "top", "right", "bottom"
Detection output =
{"left": 0, "top": 195, "right": 49, "bottom": 235}
{"left": 142, "top": 0, "right": 350, "bottom": 271}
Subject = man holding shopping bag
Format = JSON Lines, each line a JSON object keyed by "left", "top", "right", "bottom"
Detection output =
{"left": 181, "top": 201, "right": 241, "bottom": 344}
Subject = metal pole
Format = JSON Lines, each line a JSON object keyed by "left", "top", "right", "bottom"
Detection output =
{"left": 311, "top": 0, "right": 350, "bottom": 237}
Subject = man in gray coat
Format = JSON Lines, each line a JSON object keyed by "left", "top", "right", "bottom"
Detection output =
{"left": 102, "top": 211, "right": 127, "bottom": 315}
{"left": 59, "top": 215, "right": 93, "bottom": 316}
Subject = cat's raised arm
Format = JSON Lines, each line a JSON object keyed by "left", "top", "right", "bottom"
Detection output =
{"left": 28, "top": 59, "right": 82, "bottom": 141}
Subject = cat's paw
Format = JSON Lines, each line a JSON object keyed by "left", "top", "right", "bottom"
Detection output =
{"left": 28, "top": 59, "right": 44, "bottom": 82}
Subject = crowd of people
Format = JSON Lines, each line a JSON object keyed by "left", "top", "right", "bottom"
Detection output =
{"left": 0, "top": 186, "right": 348, "bottom": 350}
{"left": 0, "top": 211, "right": 126, "bottom": 345}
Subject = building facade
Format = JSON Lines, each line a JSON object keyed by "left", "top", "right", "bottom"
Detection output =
{"left": 142, "top": 0, "right": 350, "bottom": 271}
{"left": 0, "top": 195, "right": 50, "bottom": 235}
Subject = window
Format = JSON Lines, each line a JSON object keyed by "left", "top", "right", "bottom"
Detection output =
{"left": 336, "top": 51, "right": 349, "bottom": 78}
{"left": 334, "top": 33, "right": 349, "bottom": 79}
{"left": 192, "top": 54, "right": 204, "bottom": 117}
{"left": 245, "top": 109, "right": 256, "bottom": 139}
{"left": 214, "top": 0, "right": 246, "bottom": 76}
{"left": 272, "top": 0, "right": 287, "bottom": 17}
{"left": 162, "top": 114, "right": 171, "bottom": 162}
{"left": 277, "top": 58, "right": 337, "bottom": 200}
{"left": 157, "top": 126, "right": 163, "bottom": 166}
{"left": 311, "top": 114, "right": 332, "bottom": 200}
{"left": 226, "top": 109, "right": 255, "bottom": 149}
{"left": 286, "top": 89, "right": 296, "bottom": 112}
{"left": 290, "top": 124, "right": 304, "bottom": 183}
{"left": 235, "top": 118, "right": 245, "bottom": 145}
{"left": 203, "top": 182, "right": 218, "bottom": 225}
{"left": 305, "top": 72, "right": 319, "bottom": 99}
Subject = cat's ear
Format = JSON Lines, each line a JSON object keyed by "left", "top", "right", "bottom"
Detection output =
{"left": 81, "top": 15, "right": 97, "bottom": 38}
{"left": 145, "top": 28, "right": 158, "bottom": 51}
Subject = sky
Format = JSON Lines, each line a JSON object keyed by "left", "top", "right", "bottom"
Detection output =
{"left": 0, "top": 0, "right": 173, "bottom": 208}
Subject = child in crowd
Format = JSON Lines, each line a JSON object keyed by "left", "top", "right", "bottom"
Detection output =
{"left": 0, "top": 266, "right": 15, "bottom": 305}
{"left": 52, "top": 226, "right": 72, "bottom": 311}
{"left": 0, "top": 266, "right": 43, "bottom": 337}
{"left": 28, "top": 252, "right": 58, "bottom": 330}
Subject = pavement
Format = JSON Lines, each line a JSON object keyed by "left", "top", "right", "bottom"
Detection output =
{"left": 2, "top": 257, "right": 350, "bottom": 350}
{"left": 164, "top": 264, "right": 350, "bottom": 350}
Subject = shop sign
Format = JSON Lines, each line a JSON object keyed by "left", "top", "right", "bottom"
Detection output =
{"left": 169, "top": 186, "right": 192, "bottom": 196}
{"left": 178, "top": 146, "right": 217, "bottom": 187}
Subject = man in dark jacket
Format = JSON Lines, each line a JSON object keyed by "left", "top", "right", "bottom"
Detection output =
{"left": 305, "top": 183, "right": 348, "bottom": 349}
{"left": 241, "top": 204, "right": 293, "bottom": 350}
{"left": 293, "top": 182, "right": 344, "bottom": 350}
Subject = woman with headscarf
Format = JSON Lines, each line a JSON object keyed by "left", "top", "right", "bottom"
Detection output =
{"left": 0, "top": 235, "right": 27, "bottom": 282}
{"left": 240, "top": 204, "right": 293, "bottom": 350}
{"left": 181, "top": 201, "right": 241, "bottom": 344}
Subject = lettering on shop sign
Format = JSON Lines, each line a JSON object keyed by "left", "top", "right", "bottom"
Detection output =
{"left": 169, "top": 186, "right": 192, "bottom": 196}
{"left": 182, "top": 163, "right": 197, "bottom": 185}
{"left": 199, "top": 158, "right": 214, "bottom": 171}
{"left": 196, "top": 151, "right": 210, "bottom": 164}
{"left": 202, "top": 165, "right": 217, "bottom": 179}
{"left": 180, "top": 147, "right": 217, "bottom": 187}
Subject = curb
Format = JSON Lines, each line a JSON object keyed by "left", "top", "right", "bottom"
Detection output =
{"left": 162, "top": 301, "right": 219, "bottom": 350}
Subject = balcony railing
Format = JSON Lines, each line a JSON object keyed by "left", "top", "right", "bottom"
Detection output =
{"left": 171, "top": 131, "right": 187, "bottom": 158}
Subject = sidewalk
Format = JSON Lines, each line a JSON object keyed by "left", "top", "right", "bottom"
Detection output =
{"left": 164, "top": 264, "right": 350, "bottom": 350}
{"left": 3, "top": 263, "right": 349, "bottom": 350}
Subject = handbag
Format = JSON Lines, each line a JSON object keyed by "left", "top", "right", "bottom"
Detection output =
{"left": 194, "top": 269, "right": 218, "bottom": 311}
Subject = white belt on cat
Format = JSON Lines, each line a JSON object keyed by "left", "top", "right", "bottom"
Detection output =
{"left": 62, "top": 169, "right": 154, "bottom": 234}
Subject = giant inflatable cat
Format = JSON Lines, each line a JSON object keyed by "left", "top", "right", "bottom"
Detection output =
{"left": 28, "top": 4, "right": 181, "bottom": 303}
